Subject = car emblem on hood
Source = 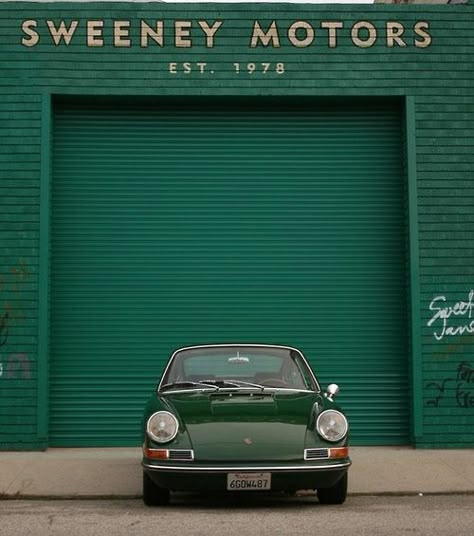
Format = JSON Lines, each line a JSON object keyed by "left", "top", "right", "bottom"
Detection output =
{"left": 243, "top": 438, "right": 253, "bottom": 445}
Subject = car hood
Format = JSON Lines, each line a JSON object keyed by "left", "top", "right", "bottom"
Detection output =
{"left": 161, "top": 390, "right": 320, "bottom": 461}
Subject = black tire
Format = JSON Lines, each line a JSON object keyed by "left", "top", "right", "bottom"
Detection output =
{"left": 317, "top": 472, "right": 348, "bottom": 505}
{"left": 143, "top": 471, "right": 170, "bottom": 506}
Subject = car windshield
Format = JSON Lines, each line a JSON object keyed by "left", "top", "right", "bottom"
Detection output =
{"left": 160, "top": 346, "right": 318, "bottom": 391}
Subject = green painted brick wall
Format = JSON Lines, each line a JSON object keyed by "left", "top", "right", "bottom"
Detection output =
{"left": 0, "top": 2, "right": 473, "bottom": 448}
{"left": 0, "top": 91, "right": 41, "bottom": 449}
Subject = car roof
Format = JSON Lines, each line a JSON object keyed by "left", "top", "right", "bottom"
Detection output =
{"left": 172, "top": 343, "right": 305, "bottom": 354}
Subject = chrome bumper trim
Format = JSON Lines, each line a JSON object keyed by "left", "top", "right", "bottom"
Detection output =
{"left": 142, "top": 460, "right": 351, "bottom": 473}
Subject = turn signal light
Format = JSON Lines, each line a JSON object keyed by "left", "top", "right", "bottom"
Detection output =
{"left": 143, "top": 447, "right": 169, "bottom": 460}
{"left": 328, "top": 447, "right": 349, "bottom": 459}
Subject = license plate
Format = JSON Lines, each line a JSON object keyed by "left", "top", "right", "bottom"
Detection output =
{"left": 227, "top": 472, "right": 271, "bottom": 491}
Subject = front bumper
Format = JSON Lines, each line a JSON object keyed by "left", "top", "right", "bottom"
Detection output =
{"left": 142, "top": 459, "right": 351, "bottom": 492}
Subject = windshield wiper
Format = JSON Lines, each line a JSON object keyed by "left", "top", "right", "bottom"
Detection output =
{"left": 216, "top": 379, "right": 267, "bottom": 390}
{"left": 159, "top": 379, "right": 271, "bottom": 393}
{"left": 159, "top": 381, "right": 219, "bottom": 392}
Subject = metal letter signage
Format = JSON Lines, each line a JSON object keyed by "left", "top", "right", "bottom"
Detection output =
{"left": 20, "top": 18, "right": 432, "bottom": 50}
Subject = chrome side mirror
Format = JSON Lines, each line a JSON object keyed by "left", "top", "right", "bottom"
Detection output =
{"left": 325, "top": 384, "right": 340, "bottom": 401}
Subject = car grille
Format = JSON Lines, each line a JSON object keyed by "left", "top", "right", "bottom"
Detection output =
{"left": 168, "top": 449, "right": 194, "bottom": 461}
{"left": 304, "top": 448, "right": 329, "bottom": 460}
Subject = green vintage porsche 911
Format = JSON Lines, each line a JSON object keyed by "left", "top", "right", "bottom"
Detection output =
{"left": 142, "top": 344, "right": 350, "bottom": 506}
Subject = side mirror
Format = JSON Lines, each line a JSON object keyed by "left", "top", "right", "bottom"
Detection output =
{"left": 325, "top": 384, "right": 340, "bottom": 401}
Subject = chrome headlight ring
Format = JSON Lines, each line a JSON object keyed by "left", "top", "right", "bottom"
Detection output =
{"left": 316, "top": 410, "right": 348, "bottom": 442}
{"left": 147, "top": 411, "right": 179, "bottom": 444}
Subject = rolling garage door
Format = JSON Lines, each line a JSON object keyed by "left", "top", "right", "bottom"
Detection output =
{"left": 50, "top": 98, "right": 409, "bottom": 446}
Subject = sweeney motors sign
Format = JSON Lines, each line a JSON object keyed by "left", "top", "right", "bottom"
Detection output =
{"left": 21, "top": 18, "right": 432, "bottom": 49}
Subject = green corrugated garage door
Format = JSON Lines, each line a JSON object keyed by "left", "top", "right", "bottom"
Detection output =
{"left": 50, "top": 98, "right": 409, "bottom": 446}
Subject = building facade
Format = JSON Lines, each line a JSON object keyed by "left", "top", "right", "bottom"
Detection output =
{"left": 0, "top": 2, "right": 473, "bottom": 450}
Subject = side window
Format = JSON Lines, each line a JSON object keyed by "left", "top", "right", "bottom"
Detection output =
{"left": 293, "top": 355, "right": 316, "bottom": 390}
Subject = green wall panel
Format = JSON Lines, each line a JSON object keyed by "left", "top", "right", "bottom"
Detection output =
{"left": 0, "top": 2, "right": 473, "bottom": 448}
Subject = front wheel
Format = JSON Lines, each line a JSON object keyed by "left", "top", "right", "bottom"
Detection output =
{"left": 317, "top": 472, "right": 348, "bottom": 505}
{"left": 143, "top": 471, "right": 170, "bottom": 506}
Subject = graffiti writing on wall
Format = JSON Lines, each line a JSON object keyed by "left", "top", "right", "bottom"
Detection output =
{"left": 427, "top": 290, "right": 474, "bottom": 341}
{"left": 0, "top": 311, "right": 31, "bottom": 380}
{"left": 426, "top": 361, "right": 474, "bottom": 409}
{"left": 0, "top": 311, "right": 7, "bottom": 347}
{"left": 0, "top": 260, "right": 31, "bottom": 380}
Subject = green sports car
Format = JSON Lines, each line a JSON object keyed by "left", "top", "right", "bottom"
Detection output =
{"left": 142, "top": 344, "right": 350, "bottom": 506}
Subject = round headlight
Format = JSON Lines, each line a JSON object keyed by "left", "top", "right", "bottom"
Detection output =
{"left": 316, "top": 410, "right": 348, "bottom": 442}
{"left": 147, "top": 411, "right": 179, "bottom": 443}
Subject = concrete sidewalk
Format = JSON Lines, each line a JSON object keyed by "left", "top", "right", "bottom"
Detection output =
{"left": 0, "top": 447, "right": 473, "bottom": 499}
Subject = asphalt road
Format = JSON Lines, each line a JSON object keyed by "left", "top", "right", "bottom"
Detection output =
{"left": 0, "top": 495, "right": 472, "bottom": 536}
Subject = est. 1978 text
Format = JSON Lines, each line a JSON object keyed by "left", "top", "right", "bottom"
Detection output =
{"left": 168, "top": 62, "right": 286, "bottom": 74}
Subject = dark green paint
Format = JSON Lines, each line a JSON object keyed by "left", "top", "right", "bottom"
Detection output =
{"left": 156, "top": 391, "right": 323, "bottom": 461}
{"left": 142, "top": 375, "right": 349, "bottom": 493}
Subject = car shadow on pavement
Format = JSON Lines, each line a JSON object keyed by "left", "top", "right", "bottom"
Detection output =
{"left": 156, "top": 491, "right": 334, "bottom": 510}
